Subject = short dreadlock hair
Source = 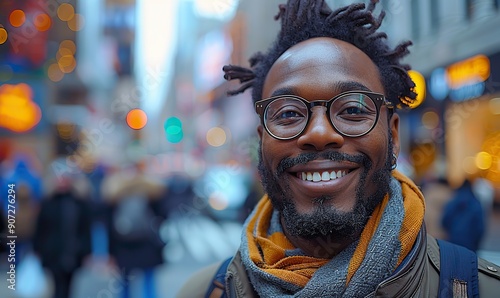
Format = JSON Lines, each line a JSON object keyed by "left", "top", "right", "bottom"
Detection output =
{"left": 223, "top": 0, "right": 417, "bottom": 108}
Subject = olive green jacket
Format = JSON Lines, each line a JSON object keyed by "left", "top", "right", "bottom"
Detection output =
{"left": 177, "top": 228, "right": 500, "bottom": 297}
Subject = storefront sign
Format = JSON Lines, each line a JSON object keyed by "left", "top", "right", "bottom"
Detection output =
{"left": 428, "top": 54, "right": 491, "bottom": 102}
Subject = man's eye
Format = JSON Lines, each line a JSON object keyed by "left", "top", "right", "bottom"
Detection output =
{"left": 279, "top": 111, "right": 302, "bottom": 118}
{"left": 343, "top": 106, "right": 365, "bottom": 115}
{"left": 268, "top": 107, "right": 306, "bottom": 125}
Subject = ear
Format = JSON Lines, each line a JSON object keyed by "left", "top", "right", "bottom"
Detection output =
{"left": 389, "top": 113, "right": 400, "bottom": 157}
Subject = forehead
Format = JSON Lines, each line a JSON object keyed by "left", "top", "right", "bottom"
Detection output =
{"left": 262, "top": 37, "right": 384, "bottom": 98}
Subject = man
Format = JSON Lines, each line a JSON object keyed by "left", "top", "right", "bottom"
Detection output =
{"left": 178, "top": 0, "right": 500, "bottom": 297}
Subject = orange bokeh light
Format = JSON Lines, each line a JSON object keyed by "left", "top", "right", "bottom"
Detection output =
{"left": 9, "top": 10, "right": 26, "bottom": 27}
{"left": 57, "top": 3, "right": 75, "bottom": 21}
{"left": 0, "top": 83, "right": 42, "bottom": 133}
{"left": 0, "top": 28, "right": 7, "bottom": 44}
{"left": 47, "top": 63, "right": 64, "bottom": 82}
{"left": 68, "top": 14, "right": 85, "bottom": 31}
{"left": 60, "top": 40, "right": 77, "bottom": 55}
{"left": 126, "top": 109, "right": 148, "bottom": 130}
{"left": 34, "top": 13, "right": 52, "bottom": 31}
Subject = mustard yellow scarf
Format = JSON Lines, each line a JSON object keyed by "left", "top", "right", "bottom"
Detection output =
{"left": 240, "top": 170, "right": 425, "bottom": 296}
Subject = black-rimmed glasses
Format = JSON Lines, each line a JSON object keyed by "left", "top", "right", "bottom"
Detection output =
{"left": 254, "top": 90, "right": 393, "bottom": 140}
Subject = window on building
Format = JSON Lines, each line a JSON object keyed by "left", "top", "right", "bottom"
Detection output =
{"left": 411, "top": 0, "right": 420, "bottom": 40}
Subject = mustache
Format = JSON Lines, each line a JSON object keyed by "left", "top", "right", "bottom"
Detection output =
{"left": 276, "top": 151, "right": 370, "bottom": 176}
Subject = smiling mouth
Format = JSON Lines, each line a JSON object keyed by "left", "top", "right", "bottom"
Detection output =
{"left": 295, "top": 170, "right": 350, "bottom": 182}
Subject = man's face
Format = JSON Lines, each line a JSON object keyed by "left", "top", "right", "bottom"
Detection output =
{"left": 258, "top": 37, "right": 400, "bottom": 240}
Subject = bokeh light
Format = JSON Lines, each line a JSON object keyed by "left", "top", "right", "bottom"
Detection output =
{"left": 34, "top": 13, "right": 52, "bottom": 31}
{"left": 206, "top": 127, "right": 226, "bottom": 147}
{"left": 476, "top": 151, "right": 493, "bottom": 170}
{"left": 0, "top": 83, "right": 42, "bottom": 133}
{"left": 422, "top": 110, "right": 440, "bottom": 130}
{"left": 164, "top": 117, "right": 184, "bottom": 143}
{"left": 47, "top": 63, "right": 64, "bottom": 82}
{"left": 9, "top": 10, "right": 26, "bottom": 27}
{"left": 0, "top": 28, "right": 8, "bottom": 44}
{"left": 60, "top": 40, "right": 77, "bottom": 55}
{"left": 68, "top": 14, "right": 85, "bottom": 31}
{"left": 56, "top": 122, "right": 76, "bottom": 141}
{"left": 462, "top": 156, "right": 478, "bottom": 175}
{"left": 57, "top": 3, "right": 75, "bottom": 21}
{"left": 57, "top": 47, "right": 74, "bottom": 60}
{"left": 208, "top": 191, "right": 229, "bottom": 210}
{"left": 126, "top": 109, "right": 148, "bottom": 130}
{"left": 58, "top": 55, "right": 76, "bottom": 73}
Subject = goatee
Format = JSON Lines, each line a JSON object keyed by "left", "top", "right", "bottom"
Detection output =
{"left": 257, "top": 145, "right": 393, "bottom": 242}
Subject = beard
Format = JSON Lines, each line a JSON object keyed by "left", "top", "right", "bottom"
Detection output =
{"left": 257, "top": 141, "right": 394, "bottom": 243}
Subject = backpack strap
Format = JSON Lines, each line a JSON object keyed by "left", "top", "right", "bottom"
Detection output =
{"left": 205, "top": 257, "right": 232, "bottom": 298}
{"left": 437, "top": 239, "right": 479, "bottom": 298}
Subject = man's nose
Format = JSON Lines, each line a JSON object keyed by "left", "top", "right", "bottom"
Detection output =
{"left": 296, "top": 106, "right": 344, "bottom": 151}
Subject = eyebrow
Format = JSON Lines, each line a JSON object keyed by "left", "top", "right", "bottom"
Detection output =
{"left": 333, "top": 81, "right": 371, "bottom": 93}
{"left": 269, "top": 81, "right": 372, "bottom": 98}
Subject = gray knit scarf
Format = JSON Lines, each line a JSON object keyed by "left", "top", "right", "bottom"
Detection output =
{"left": 239, "top": 177, "right": 405, "bottom": 297}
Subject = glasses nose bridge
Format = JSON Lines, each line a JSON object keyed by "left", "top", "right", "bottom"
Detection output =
{"left": 306, "top": 100, "right": 335, "bottom": 133}
{"left": 307, "top": 100, "right": 330, "bottom": 115}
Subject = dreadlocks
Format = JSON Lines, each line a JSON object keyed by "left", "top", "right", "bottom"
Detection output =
{"left": 222, "top": 0, "right": 417, "bottom": 108}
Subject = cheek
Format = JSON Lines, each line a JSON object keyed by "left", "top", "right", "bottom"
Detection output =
{"left": 366, "top": 129, "right": 390, "bottom": 167}
{"left": 261, "top": 136, "right": 291, "bottom": 169}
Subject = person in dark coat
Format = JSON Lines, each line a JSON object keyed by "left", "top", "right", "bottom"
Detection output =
{"left": 33, "top": 179, "right": 92, "bottom": 298}
{"left": 102, "top": 165, "right": 167, "bottom": 298}
{"left": 441, "top": 178, "right": 486, "bottom": 252}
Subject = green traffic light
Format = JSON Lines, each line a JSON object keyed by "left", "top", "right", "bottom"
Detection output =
{"left": 164, "top": 116, "right": 183, "bottom": 143}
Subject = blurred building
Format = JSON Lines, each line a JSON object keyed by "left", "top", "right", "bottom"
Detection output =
{"left": 374, "top": 0, "right": 500, "bottom": 205}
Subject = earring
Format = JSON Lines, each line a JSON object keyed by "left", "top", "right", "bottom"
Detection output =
{"left": 391, "top": 153, "right": 398, "bottom": 170}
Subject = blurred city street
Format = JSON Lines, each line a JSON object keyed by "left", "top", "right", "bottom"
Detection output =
{"left": 0, "top": 214, "right": 243, "bottom": 298}
{"left": 1, "top": 209, "right": 500, "bottom": 298}
{"left": 2, "top": 0, "right": 500, "bottom": 297}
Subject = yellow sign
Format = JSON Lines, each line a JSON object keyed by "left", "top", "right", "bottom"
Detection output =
{"left": 407, "top": 70, "right": 426, "bottom": 109}
{"left": 0, "top": 83, "right": 41, "bottom": 133}
{"left": 446, "top": 55, "right": 490, "bottom": 88}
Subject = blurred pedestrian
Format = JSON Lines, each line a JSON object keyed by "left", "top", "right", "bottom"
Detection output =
{"left": 33, "top": 176, "right": 92, "bottom": 298}
{"left": 1, "top": 154, "right": 42, "bottom": 263}
{"left": 442, "top": 178, "right": 486, "bottom": 252}
{"left": 421, "top": 177, "right": 453, "bottom": 240}
{"left": 102, "top": 162, "right": 167, "bottom": 298}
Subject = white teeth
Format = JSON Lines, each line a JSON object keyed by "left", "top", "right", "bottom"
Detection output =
{"left": 299, "top": 170, "right": 348, "bottom": 181}
{"left": 312, "top": 172, "right": 321, "bottom": 182}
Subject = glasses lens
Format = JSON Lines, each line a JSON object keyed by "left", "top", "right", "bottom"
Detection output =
{"left": 330, "top": 93, "right": 378, "bottom": 136}
{"left": 264, "top": 97, "right": 308, "bottom": 139}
